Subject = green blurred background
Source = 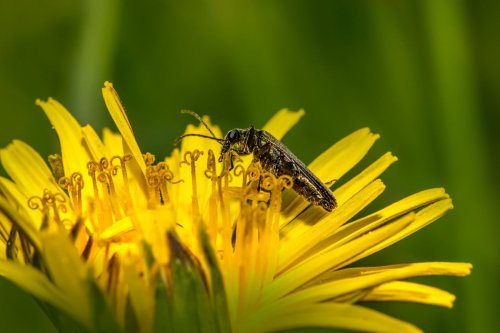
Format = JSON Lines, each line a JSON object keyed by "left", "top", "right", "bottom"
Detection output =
{"left": 0, "top": 1, "right": 498, "bottom": 332}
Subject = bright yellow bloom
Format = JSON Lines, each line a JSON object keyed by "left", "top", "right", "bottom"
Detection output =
{"left": 0, "top": 82, "right": 471, "bottom": 333}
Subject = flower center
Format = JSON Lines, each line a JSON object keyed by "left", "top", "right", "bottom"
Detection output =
{"left": 27, "top": 148, "right": 292, "bottom": 278}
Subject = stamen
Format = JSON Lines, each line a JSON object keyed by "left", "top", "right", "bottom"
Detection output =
{"left": 220, "top": 152, "right": 239, "bottom": 189}
{"left": 204, "top": 150, "right": 218, "bottom": 244}
{"left": 244, "top": 163, "right": 264, "bottom": 199}
{"left": 227, "top": 163, "right": 293, "bottom": 311}
{"left": 99, "top": 158, "right": 123, "bottom": 221}
{"left": 48, "top": 154, "right": 65, "bottom": 188}
{"left": 88, "top": 161, "right": 101, "bottom": 204}
{"left": 28, "top": 189, "right": 68, "bottom": 227}
{"left": 233, "top": 164, "right": 245, "bottom": 184}
{"left": 87, "top": 160, "right": 111, "bottom": 229}
{"left": 146, "top": 165, "right": 161, "bottom": 208}
{"left": 111, "top": 155, "right": 133, "bottom": 214}
{"left": 204, "top": 149, "right": 218, "bottom": 182}
{"left": 233, "top": 164, "right": 262, "bottom": 258}
{"left": 143, "top": 152, "right": 156, "bottom": 167}
{"left": 180, "top": 150, "right": 203, "bottom": 222}
{"left": 145, "top": 157, "right": 183, "bottom": 208}
{"left": 86, "top": 155, "right": 134, "bottom": 229}
{"left": 59, "top": 172, "right": 84, "bottom": 216}
{"left": 217, "top": 154, "right": 232, "bottom": 262}
{"left": 157, "top": 162, "right": 173, "bottom": 203}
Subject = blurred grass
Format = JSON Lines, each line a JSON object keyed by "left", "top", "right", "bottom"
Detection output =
{"left": 0, "top": 0, "right": 498, "bottom": 332}
{"left": 422, "top": 2, "right": 498, "bottom": 332}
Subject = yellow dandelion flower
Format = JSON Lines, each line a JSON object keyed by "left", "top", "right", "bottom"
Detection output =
{"left": 0, "top": 82, "right": 471, "bottom": 333}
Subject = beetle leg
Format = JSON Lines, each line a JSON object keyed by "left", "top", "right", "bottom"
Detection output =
{"left": 229, "top": 154, "right": 235, "bottom": 171}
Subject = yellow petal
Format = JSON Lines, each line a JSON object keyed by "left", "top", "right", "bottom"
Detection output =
{"left": 335, "top": 152, "right": 398, "bottom": 205}
{"left": 102, "top": 127, "right": 124, "bottom": 153}
{"left": 82, "top": 124, "right": 109, "bottom": 160}
{"left": 0, "top": 140, "right": 59, "bottom": 197}
{"left": 262, "top": 108, "right": 305, "bottom": 140}
{"left": 343, "top": 199, "right": 453, "bottom": 266}
{"left": 304, "top": 262, "right": 472, "bottom": 287}
{"left": 0, "top": 196, "right": 41, "bottom": 250}
{"left": 264, "top": 213, "right": 414, "bottom": 304}
{"left": 279, "top": 179, "right": 386, "bottom": 272}
{"left": 102, "top": 83, "right": 150, "bottom": 200}
{"left": 246, "top": 302, "right": 422, "bottom": 333}
{"left": 123, "top": 260, "right": 154, "bottom": 333}
{"left": 289, "top": 198, "right": 454, "bottom": 284}
{"left": 279, "top": 152, "right": 398, "bottom": 270}
{"left": 281, "top": 152, "right": 396, "bottom": 238}
{"left": 281, "top": 128, "right": 379, "bottom": 223}
{"left": 276, "top": 262, "right": 471, "bottom": 308}
{"left": 0, "top": 244, "right": 5, "bottom": 260}
{"left": 331, "top": 188, "right": 449, "bottom": 249}
{"left": 0, "top": 188, "right": 44, "bottom": 260}
{"left": 0, "top": 141, "right": 76, "bottom": 226}
{"left": 361, "top": 281, "right": 456, "bottom": 308}
{"left": 0, "top": 176, "right": 42, "bottom": 229}
{"left": 40, "top": 232, "right": 91, "bottom": 325}
{"left": 99, "top": 216, "right": 134, "bottom": 241}
{"left": 309, "top": 128, "right": 379, "bottom": 181}
{"left": 102, "top": 82, "right": 146, "bottom": 171}
{"left": 36, "top": 98, "right": 90, "bottom": 180}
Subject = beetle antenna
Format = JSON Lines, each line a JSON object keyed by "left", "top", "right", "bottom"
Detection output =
{"left": 174, "top": 133, "right": 225, "bottom": 146}
{"left": 181, "top": 110, "right": 219, "bottom": 139}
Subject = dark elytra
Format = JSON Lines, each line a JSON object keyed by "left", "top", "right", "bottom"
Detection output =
{"left": 176, "top": 111, "right": 337, "bottom": 212}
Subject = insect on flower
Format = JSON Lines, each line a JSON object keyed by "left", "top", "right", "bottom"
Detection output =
{"left": 175, "top": 110, "right": 337, "bottom": 212}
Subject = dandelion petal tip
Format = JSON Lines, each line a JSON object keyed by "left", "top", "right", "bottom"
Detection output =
{"left": 387, "top": 152, "right": 398, "bottom": 161}
{"left": 104, "top": 81, "right": 113, "bottom": 88}
{"left": 358, "top": 127, "right": 380, "bottom": 139}
{"left": 35, "top": 98, "right": 52, "bottom": 106}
